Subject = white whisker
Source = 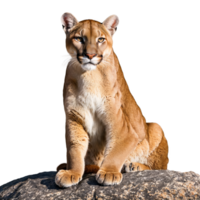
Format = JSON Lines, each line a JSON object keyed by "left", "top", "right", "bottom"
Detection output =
{"left": 61, "top": 53, "right": 79, "bottom": 68}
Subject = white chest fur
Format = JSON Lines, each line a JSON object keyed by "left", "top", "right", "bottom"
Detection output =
{"left": 78, "top": 93, "right": 104, "bottom": 134}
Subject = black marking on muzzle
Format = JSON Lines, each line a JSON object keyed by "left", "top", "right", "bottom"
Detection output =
{"left": 97, "top": 55, "right": 103, "bottom": 65}
{"left": 77, "top": 54, "right": 82, "bottom": 64}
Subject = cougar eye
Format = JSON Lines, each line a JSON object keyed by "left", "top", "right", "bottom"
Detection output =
{"left": 98, "top": 38, "right": 105, "bottom": 43}
{"left": 74, "top": 37, "right": 83, "bottom": 43}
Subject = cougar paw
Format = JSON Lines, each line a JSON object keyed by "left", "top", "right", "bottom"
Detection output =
{"left": 55, "top": 170, "right": 82, "bottom": 188}
{"left": 124, "top": 162, "right": 140, "bottom": 173}
{"left": 123, "top": 162, "right": 142, "bottom": 173}
{"left": 96, "top": 170, "right": 123, "bottom": 186}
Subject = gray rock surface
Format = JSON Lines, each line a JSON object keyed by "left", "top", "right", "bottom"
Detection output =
{"left": 0, "top": 170, "right": 200, "bottom": 200}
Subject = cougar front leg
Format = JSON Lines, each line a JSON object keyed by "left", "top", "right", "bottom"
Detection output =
{"left": 96, "top": 122, "right": 140, "bottom": 185}
{"left": 55, "top": 112, "right": 89, "bottom": 188}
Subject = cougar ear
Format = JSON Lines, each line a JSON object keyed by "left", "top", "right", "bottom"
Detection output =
{"left": 103, "top": 15, "right": 119, "bottom": 36}
{"left": 61, "top": 13, "right": 78, "bottom": 34}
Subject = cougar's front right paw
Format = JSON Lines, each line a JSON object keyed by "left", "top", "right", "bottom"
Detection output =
{"left": 96, "top": 170, "right": 123, "bottom": 186}
{"left": 55, "top": 170, "right": 82, "bottom": 188}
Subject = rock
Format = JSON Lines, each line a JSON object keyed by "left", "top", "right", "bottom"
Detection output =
{"left": 0, "top": 170, "right": 200, "bottom": 200}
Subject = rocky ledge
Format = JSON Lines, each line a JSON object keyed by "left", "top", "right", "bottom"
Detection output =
{"left": 0, "top": 170, "right": 200, "bottom": 200}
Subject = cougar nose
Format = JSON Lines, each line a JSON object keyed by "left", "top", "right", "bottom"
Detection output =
{"left": 86, "top": 53, "right": 97, "bottom": 60}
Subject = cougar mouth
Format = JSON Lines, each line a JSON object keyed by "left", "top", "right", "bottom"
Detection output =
{"left": 81, "top": 63, "right": 96, "bottom": 71}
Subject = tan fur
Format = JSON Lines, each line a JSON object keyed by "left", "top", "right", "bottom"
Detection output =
{"left": 55, "top": 13, "right": 169, "bottom": 188}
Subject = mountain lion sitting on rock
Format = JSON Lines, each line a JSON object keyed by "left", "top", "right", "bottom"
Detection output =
{"left": 55, "top": 13, "right": 169, "bottom": 188}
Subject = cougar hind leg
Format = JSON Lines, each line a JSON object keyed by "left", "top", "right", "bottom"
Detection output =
{"left": 147, "top": 123, "right": 169, "bottom": 170}
{"left": 122, "top": 123, "right": 169, "bottom": 173}
{"left": 57, "top": 163, "right": 67, "bottom": 172}
{"left": 54, "top": 162, "right": 99, "bottom": 174}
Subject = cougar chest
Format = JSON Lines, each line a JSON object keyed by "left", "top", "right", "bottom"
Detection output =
{"left": 77, "top": 72, "right": 105, "bottom": 143}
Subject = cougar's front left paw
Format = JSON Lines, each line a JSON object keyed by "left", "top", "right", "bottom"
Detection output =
{"left": 96, "top": 170, "right": 123, "bottom": 186}
{"left": 55, "top": 170, "right": 82, "bottom": 188}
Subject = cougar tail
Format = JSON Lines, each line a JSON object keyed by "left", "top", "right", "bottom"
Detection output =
{"left": 56, "top": 163, "right": 99, "bottom": 174}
